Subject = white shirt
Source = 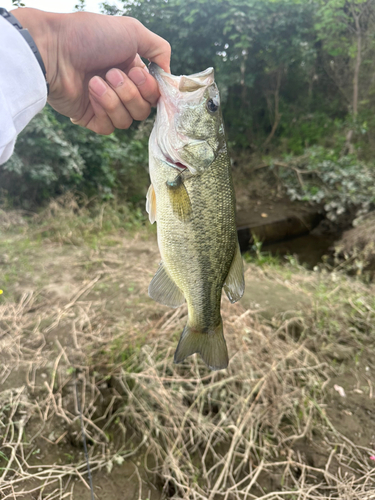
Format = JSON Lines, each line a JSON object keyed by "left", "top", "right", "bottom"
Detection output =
{"left": 0, "top": 16, "right": 47, "bottom": 165}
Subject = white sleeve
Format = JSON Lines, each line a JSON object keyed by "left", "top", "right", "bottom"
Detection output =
{"left": 0, "top": 16, "right": 47, "bottom": 165}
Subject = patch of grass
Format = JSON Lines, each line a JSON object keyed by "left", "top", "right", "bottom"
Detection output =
{"left": 1, "top": 193, "right": 152, "bottom": 248}
{"left": 244, "top": 236, "right": 284, "bottom": 268}
{"left": 0, "top": 207, "right": 374, "bottom": 499}
{"left": 0, "top": 237, "right": 40, "bottom": 300}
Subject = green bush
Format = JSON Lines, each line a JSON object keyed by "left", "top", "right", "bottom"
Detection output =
{"left": 274, "top": 146, "right": 375, "bottom": 221}
{"left": 0, "top": 107, "right": 150, "bottom": 208}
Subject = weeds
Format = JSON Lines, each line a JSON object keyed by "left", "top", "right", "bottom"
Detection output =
{"left": 0, "top": 209, "right": 374, "bottom": 499}
{"left": 244, "top": 234, "right": 284, "bottom": 268}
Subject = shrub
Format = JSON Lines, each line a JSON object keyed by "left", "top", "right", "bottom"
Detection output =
{"left": 273, "top": 146, "right": 375, "bottom": 221}
{"left": 0, "top": 107, "right": 150, "bottom": 208}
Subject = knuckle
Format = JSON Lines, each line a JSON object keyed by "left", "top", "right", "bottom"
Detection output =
{"left": 164, "top": 41, "right": 172, "bottom": 56}
{"left": 123, "top": 86, "right": 139, "bottom": 102}
{"left": 100, "top": 127, "right": 115, "bottom": 135}
{"left": 127, "top": 17, "right": 142, "bottom": 29}
{"left": 114, "top": 117, "right": 133, "bottom": 130}
{"left": 124, "top": 16, "right": 142, "bottom": 34}
{"left": 88, "top": 126, "right": 110, "bottom": 135}
{"left": 104, "top": 100, "right": 119, "bottom": 113}
{"left": 136, "top": 108, "right": 151, "bottom": 121}
{"left": 94, "top": 123, "right": 114, "bottom": 135}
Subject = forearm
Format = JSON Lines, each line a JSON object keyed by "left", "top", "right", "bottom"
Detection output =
{"left": 2, "top": 7, "right": 170, "bottom": 141}
{"left": 11, "top": 8, "right": 60, "bottom": 93}
{"left": 0, "top": 14, "right": 48, "bottom": 164}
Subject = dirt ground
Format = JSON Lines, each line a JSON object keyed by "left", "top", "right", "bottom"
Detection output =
{"left": 233, "top": 164, "right": 319, "bottom": 229}
{"left": 0, "top": 209, "right": 374, "bottom": 499}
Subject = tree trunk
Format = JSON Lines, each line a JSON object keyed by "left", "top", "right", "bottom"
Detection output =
{"left": 344, "top": 4, "right": 363, "bottom": 154}
{"left": 352, "top": 11, "right": 362, "bottom": 117}
{"left": 240, "top": 50, "right": 248, "bottom": 105}
{"left": 263, "top": 68, "right": 282, "bottom": 148}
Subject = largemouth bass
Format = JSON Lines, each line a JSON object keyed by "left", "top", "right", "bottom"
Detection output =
{"left": 147, "top": 64, "right": 245, "bottom": 370}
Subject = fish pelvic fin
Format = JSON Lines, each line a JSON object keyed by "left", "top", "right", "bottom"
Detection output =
{"left": 224, "top": 243, "right": 245, "bottom": 303}
{"left": 174, "top": 319, "right": 228, "bottom": 371}
{"left": 149, "top": 261, "right": 185, "bottom": 308}
{"left": 146, "top": 183, "right": 157, "bottom": 224}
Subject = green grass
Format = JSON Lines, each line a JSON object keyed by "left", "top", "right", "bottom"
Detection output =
{"left": 0, "top": 237, "right": 40, "bottom": 300}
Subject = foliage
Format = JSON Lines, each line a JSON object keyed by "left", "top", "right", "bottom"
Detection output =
{"left": 333, "top": 212, "right": 375, "bottom": 280}
{"left": 4, "top": 0, "right": 375, "bottom": 212}
{"left": 314, "top": 0, "right": 375, "bottom": 116}
{"left": 117, "top": 0, "right": 324, "bottom": 149}
{"left": 1, "top": 107, "right": 84, "bottom": 205}
{"left": 74, "top": 0, "right": 86, "bottom": 11}
{"left": 243, "top": 234, "right": 283, "bottom": 267}
{"left": 275, "top": 146, "right": 375, "bottom": 221}
{"left": 0, "top": 107, "right": 150, "bottom": 207}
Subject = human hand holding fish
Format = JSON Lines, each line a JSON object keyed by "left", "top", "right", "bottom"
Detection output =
{"left": 11, "top": 7, "right": 171, "bottom": 134}
{"left": 147, "top": 64, "right": 245, "bottom": 371}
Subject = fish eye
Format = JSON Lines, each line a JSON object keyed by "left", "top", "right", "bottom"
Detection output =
{"left": 207, "top": 98, "right": 219, "bottom": 113}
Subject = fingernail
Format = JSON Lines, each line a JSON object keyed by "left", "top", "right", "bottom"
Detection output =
{"left": 129, "top": 67, "right": 146, "bottom": 86}
{"left": 89, "top": 76, "right": 107, "bottom": 97}
{"left": 106, "top": 68, "right": 124, "bottom": 88}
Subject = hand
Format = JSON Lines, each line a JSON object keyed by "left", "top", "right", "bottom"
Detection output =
{"left": 12, "top": 8, "right": 171, "bottom": 134}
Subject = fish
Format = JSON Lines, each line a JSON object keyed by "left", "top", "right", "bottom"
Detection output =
{"left": 146, "top": 64, "right": 245, "bottom": 370}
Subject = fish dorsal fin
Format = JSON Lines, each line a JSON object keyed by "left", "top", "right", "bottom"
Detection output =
{"left": 149, "top": 262, "right": 185, "bottom": 308}
{"left": 146, "top": 183, "right": 157, "bottom": 224}
{"left": 224, "top": 244, "right": 245, "bottom": 303}
{"left": 166, "top": 175, "right": 192, "bottom": 223}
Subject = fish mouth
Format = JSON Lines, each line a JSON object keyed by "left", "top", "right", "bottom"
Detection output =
{"left": 150, "top": 63, "right": 215, "bottom": 175}
{"left": 149, "top": 63, "right": 215, "bottom": 95}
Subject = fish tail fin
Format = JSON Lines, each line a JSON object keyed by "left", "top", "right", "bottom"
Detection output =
{"left": 174, "top": 319, "right": 228, "bottom": 371}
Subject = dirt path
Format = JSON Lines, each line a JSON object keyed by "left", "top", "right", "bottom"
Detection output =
{"left": 0, "top": 220, "right": 374, "bottom": 499}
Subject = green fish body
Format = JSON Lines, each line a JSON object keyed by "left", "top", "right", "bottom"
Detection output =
{"left": 147, "top": 65, "right": 244, "bottom": 370}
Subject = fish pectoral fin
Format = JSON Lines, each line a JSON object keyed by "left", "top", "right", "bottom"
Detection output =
{"left": 166, "top": 176, "right": 192, "bottom": 223}
{"left": 224, "top": 244, "right": 245, "bottom": 303}
{"left": 174, "top": 320, "right": 228, "bottom": 371}
{"left": 148, "top": 262, "right": 185, "bottom": 308}
{"left": 146, "top": 183, "right": 157, "bottom": 224}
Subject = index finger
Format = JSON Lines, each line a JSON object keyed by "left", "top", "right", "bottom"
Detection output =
{"left": 127, "top": 18, "right": 171, "bottom": 73}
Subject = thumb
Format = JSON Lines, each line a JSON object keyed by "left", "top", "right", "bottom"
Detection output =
{"left": 127, "top": 18, "right": 171, "bottom": 73}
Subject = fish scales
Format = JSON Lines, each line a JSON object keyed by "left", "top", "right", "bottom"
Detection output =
{"left": 147, "top": 64, "right": 244, "bottom": 370}
{"left": 154, "top": 153, "right": 237, "bottom": 330}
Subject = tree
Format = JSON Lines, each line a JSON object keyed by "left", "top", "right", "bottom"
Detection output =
{"left": 115, "top": 0, "right": 318, "bottom": 148}
{"left": 316, "top": 0, "right": 375, "bottom": 118}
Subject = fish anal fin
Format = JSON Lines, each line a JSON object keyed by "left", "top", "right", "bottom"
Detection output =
{"left": 224, "top": 244, "right": 245, "bottom": 303}
{"left": 146, "top": 183, "right": 157, "bottom": 224}
{"left": 174, "top": 320, "right": 228, "bottom": 371}
{"left": 149, "top": 262, "right": 185, "bottom": 308}
{"left": 166, "top": 176, "right": 192, "bottom": 223}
